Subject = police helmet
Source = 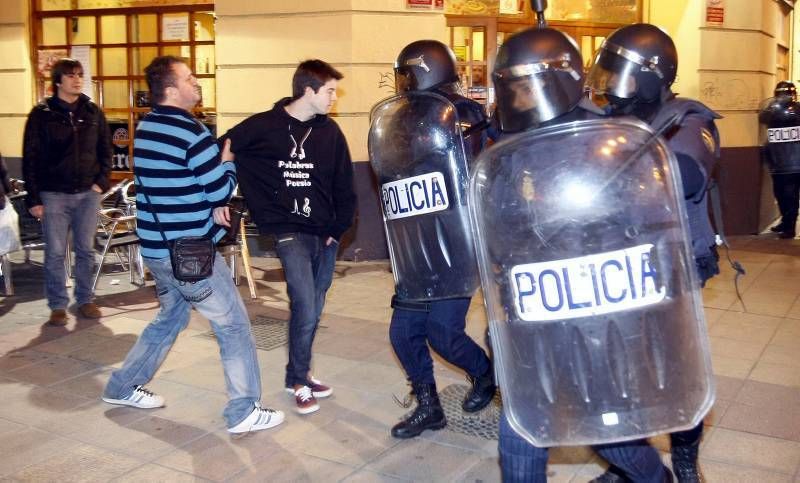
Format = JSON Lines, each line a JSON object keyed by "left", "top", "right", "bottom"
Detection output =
{"left": 492, "top": 27, "right": 585, "bottom": 132}
{"left": 774, "top": 81, "right": 797, "bottom": 101}
{"left": 587, "top": 23, "right": 677, "bottom": 103}
{"left": 395, "top": 40, "right": 459, "bottom": 92}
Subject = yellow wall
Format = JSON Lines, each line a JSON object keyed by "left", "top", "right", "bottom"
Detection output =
{"left": 647, "top": 0, "right": 791, "bottom": 149}
{"left": 0, "top": 0, "right": 795, "bottom": 159}
{"left": 215, "top": 0, "right": 446, "bottom": 162}
{"left": 642, "top": 0, "right": 701, "bottom": 99}
{"left": 0, "top": 0, "right": 32, "bottom": 158}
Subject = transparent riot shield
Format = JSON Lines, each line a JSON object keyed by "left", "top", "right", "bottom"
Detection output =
{"left": 759, "top": 97, "right": 800, "bottom": 174}
{"left": 470, "top": 118, "right": 714, "bottom": 447}
{"left": 369, "top": 92, "right": 479, "bottom": 301}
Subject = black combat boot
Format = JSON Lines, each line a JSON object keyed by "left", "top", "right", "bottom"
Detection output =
{"left": 672, "top": 440, "right": 703, "bottom": 482}
{"left": 590, "top": 464, "right": 672, "bottom": 483}
{"left": 462, "top": 364, "right": 497, "bottom": 413}
{"left": 588, "top": 465, "right": 630, "bottom": 483}
{"left": 391, "top": 383, "right": 446, "bottom": 439}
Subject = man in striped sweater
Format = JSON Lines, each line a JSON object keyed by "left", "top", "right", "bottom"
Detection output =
{"left": 102, "top": 56, "right": 284, "bottom": 435}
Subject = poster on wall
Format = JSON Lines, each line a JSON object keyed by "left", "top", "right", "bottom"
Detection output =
{"left": 706, "top": 0, "right": 724, "bottom": 26}
{"left": 37, "top": 49, "right": 68, "bottom": 98}
{"left": 70, "top": 45, "right": 93, "bottom": 100}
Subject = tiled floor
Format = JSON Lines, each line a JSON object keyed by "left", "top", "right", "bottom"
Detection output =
{"left": 0, "top": 234, "right": 799, "bottom": 482}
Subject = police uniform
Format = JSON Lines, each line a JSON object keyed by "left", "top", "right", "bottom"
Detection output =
{"left": 369, "top": 40, "right": 495, "bottom": 440}
{"left": 475, "top": 26, "right": 677, "bottom": 483}
{"left": 387, "top": 87, "right": 492, "bottom": 403}
{"left": 587, "top": 23, "right": 720, "bottom": 483}
{"left": 759, "top": 87, "right": 800, "bottom": 238}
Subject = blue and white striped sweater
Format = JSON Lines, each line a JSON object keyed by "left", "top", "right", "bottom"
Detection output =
{"left": 133, "top": 105, "right": 236, "bottom": 259}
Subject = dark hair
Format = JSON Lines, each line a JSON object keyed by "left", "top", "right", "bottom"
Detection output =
{"left": 291, "top": 59, "right": 343, "bottom": 100}
{"left": 51, "top": 58, "right": 83, "bottom": 95}
{"left": 145, "top": 55, "right": 185, "bottom": 104}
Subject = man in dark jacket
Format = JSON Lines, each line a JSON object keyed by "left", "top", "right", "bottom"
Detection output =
{"left": 224, "top": 59, "right": 356, "bottom": 416}
{"left": 22, "top": 58, "right": 112, "bottom": 326}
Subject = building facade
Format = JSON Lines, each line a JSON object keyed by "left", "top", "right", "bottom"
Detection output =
{"left": 0, "top": 0, "right": 795, "bottom": 259}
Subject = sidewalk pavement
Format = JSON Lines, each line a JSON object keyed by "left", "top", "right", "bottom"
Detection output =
{"left": 1, "top": 235, "right": 799, "bottom": 482}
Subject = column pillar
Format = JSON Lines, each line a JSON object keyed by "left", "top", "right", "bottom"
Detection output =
{"left": 215, "top": 0, "right": 447, "bottom": 258}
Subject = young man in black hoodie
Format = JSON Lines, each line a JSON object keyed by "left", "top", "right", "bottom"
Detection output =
{"left": 224, "top": 59, "right": 356, "bottom": 415}
{"left": 22, "top": 58, "right": 111, "bottom": 326}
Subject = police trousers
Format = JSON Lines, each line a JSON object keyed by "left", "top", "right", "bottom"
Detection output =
{"left": 389, "top": 297, "right": 490, "bottom": 385}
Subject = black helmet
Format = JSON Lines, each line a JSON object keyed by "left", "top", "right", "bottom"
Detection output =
{"left": 775, "top": 81, "right": 797, "bottom": 101}
{"left": 395, "top": 40, "right": 459, "bottom": 92}
{"left": 492, "top": 27, "right": 585, "bottom": 132}
{"left": 587, "top": 23, "right": 678, "bottom": 103}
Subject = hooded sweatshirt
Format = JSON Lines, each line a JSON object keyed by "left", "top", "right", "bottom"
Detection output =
{"left": 224, "top": 98, "right": 356, "bottom": 240}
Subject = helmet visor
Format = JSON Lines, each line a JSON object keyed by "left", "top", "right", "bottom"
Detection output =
{"left": 494, "top": 71, "right": 577, "bottom": 132}
{"left": 394, "top": 67, "right": 414, "bottom": 93}
{"left": 587, "top": 50, "right": 639, "bottom": 99}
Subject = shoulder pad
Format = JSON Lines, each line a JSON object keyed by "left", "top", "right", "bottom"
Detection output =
{"left": 658, "top": 98, "right": 721, "bottom": 123}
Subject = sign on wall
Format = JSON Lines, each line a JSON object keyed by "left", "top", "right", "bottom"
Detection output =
{"left": 706, "top": 0, "right": 724, "bottom": 26}
{"left": 407, "top": 0, "right": 444, "bottom": 9}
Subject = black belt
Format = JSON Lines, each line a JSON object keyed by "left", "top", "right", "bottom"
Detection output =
{"left": 391, "top": 294, "right": 431, "bottom": 313}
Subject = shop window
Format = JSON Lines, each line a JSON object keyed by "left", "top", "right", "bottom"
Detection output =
{"left": 31, "top": 1, "right": 216, "bottom": 177}
{"left": 548, "top": 0, "right": 639, "bottom": 24}
{"left": 447, "top": 1, "right": 639, "bottom": 107}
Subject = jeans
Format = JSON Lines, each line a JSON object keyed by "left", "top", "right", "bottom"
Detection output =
{"left": 104, "top": 254, "right": 262, "bottom": 428}
{"left": 498, "top": 411, "right": 667, "bottom": 483}
{"left": 40, "top": 190, "right": 100, "bottom": 309}
{"left": 275, "top": 232, "right": 337, "bottom": 388}
{"left": 389, "top": 297, "right": 490, "bottom": 385}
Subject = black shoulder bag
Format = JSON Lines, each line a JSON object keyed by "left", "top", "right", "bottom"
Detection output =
{"left": 136, "top": 175, "right": 215, "bottom": 283}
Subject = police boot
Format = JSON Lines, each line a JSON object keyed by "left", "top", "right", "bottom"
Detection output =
{"left": 391, "top": 383, "right": 446, "bottom": 439}
{"left": 588, "top": 465, "right": 630, "bottom": 483}
{"left": 672, "top": 440, "right": 703, "bottom": 483}
{"left": 770, "top": 223, "right": 787, "bottom": 233}
{"left": 462, "top": 364, "right": 496, "bottom": 413}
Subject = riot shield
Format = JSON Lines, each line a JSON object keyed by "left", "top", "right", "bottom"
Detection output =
{"left": 759, "top": 98, "right": 800, "bottom": 174}
{"left": 369, "top": 91, "right": 479, "bottom": 301}
{"left": 470, "top": 118, "right": 714, "bottom": 447}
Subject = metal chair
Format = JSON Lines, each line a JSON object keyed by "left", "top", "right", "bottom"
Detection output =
{"left": 217, "top": 196, "right": 258, "bottom": 299}
{"left": 92, "top": 207, "right": 144, "bottom": 290}
{"left": 1, "top": 182, "right": 46, "bottom": 295}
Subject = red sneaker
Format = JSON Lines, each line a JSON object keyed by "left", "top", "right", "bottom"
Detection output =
{"left": 294, "top": 385, "right": 319, "bottom": 415}
{"left": 285, "top": 376, "right": 333, "bottom": 398}
{"left": 308, "top": 376, "right": 333, "bottom": 398}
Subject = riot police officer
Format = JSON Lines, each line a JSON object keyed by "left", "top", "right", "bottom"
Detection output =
{"left": 587, "top": 22, "right": 722, "bottom": 483}
{"left": 759, "top": 81, "right": 800, "bottom": 239}
{"left": 480, "top": 26, "right": 678, "bottom": 483}
{"left": 369, "top": 39, "right": 495, "bottom": 440}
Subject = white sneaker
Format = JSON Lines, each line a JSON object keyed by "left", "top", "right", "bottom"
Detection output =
{"left": 283, "top": 376, "right": 333, "bottom": 398}
{"left": 102, "top": 385, "right": 165, "bottom": 409}
{"left": 228, "top": 403, "right": 285, "bottom": 434}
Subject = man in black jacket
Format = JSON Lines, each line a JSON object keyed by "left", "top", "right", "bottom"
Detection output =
{"left": 22, "top": 58, "right": 112, "bottom": 326}
{"left": 224, "top": 59, "right": 356, "bottom": 416}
